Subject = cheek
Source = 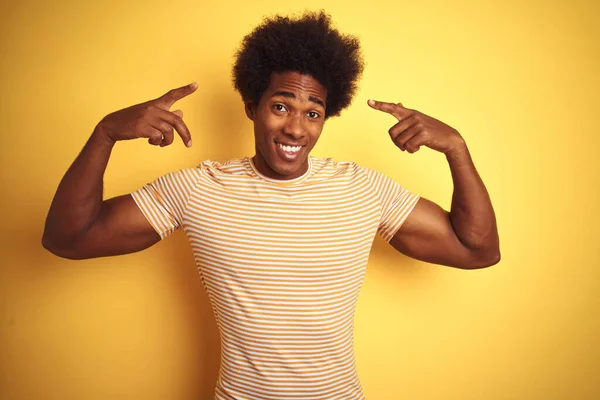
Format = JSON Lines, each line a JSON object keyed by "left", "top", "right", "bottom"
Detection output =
{"left": 254, "top": 122, "right": 278, "bottom": 150}
{"left": 256, "top": 113, "right": 281, "bottom": 137}
{"left": 308, "top": 125, "right": 324, "bottom": 144}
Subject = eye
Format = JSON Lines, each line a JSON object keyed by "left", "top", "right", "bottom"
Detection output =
{"left": 307, "top": 111, "right": 320, "bottom": 119}
{"left": 273, "top": 104, "right": 288, "bottom": 113}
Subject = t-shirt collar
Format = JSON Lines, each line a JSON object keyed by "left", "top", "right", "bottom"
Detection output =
{"left": 248, "top": 156, "right": 313, "bottom": 185}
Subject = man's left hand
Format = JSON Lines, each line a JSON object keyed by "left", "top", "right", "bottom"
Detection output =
{"left": 368, "top": 99, "right": 465, "bottom": 155}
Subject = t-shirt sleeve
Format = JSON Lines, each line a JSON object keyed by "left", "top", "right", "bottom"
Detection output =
{"left": 130, "top": 167, "right": 203, "bottom": 240}
{"left": 364, "top": 167, "right": 421, "bottom": 242}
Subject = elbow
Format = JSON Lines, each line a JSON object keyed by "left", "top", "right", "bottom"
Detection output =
{"left": 41, "top": 233, "right": 57, "bottom": 254}
{"left": 464, "top": 248, "right": 501, "bottom": 270}
{"left": 480, "top": 250, "right": 501, "bottom": 268}
{"left": 462, "top": 233, "right": 501, "bottom": 269}
{"left": 41, "top": 233, "right": 86, "bottom": 260}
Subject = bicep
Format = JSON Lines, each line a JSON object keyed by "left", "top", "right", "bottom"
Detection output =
{"left": 70, "top": 194, "right": 161, "bottom": 259}
{"left": 388, "top": 197, "right": 476, "bottom": 269}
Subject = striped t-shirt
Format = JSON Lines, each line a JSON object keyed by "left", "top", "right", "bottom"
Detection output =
{"left": 131, "top": 156, "right": 420, "bottom": 400}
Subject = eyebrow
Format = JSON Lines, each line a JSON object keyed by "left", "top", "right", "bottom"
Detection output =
{"left": 272, "top": 91, "right": 326, "bottom": 109}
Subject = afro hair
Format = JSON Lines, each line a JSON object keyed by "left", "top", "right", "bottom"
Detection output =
{"left": 232, "top": 10, "right": 364, "bottom": 119}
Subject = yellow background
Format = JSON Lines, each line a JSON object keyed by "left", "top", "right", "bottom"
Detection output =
{"left": 1, "top": 0, "right": 599, "bottom": 399}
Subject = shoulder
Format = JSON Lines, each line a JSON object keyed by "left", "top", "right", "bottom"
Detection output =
{"left": 310, "top": 157, "right": 395, "bottom": 186}
{"left": 149, "top": 158, "right": 249, "bottom": 188}
{"left": 195, "top": 157, "right": 252, "bottom": 176}
{"left": 308, "top": 157, "right": 401, "bottom": 188}
{"left": 309, "top": 156, "right": 370, "bottom": 178}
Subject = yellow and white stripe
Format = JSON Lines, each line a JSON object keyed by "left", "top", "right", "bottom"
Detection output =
{"left": 131, "top": 156, "right": 420, "bottom": 399}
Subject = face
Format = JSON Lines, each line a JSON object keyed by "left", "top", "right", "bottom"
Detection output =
{"left": 245, "top": 71, "right": 327, "bottom": 180}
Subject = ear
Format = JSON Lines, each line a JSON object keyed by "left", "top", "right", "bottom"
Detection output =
{"left": 244, "top": 101, "right": 255, "bottom": 121}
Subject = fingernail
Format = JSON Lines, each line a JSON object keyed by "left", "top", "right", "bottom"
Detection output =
{"left": 186, "top": 139, "right": 192, "bottom": 148}
{"left": 189, "top": 82, "right": 198, "bottom": 89}
{"left": 368, "top": 99, "right": 375, "bottom": 106}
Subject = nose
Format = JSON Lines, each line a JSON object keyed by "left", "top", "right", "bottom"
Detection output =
{"left": 282, "top": 113, "right": 305, "bottom": 141}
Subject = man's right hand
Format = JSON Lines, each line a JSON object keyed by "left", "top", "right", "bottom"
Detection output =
{"left": 96, "top": 82, "right": 198, "bottom": 148}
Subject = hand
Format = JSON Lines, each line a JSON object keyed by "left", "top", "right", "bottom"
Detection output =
{"left": 96, "top": 82, "right": 198, "bottom": 147}
{"left": 368, "top": 99, "right": 465, "bottom": 155}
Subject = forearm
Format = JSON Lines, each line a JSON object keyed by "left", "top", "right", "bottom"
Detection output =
{"left": 42, "top": 125, "right": 115, "bottom": 248}
{"left": 446, "top": 140, "right": 499, "bottom": 255}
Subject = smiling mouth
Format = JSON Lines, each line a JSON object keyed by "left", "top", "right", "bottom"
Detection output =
{"left": 276, "top": 141, "right": 303, "bottom": 153}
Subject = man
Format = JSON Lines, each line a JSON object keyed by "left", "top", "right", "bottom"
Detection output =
{"left": 42, "top": 11, "right": 499, "bottom": 400}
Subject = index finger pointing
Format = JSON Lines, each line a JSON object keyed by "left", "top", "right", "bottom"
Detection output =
{"left": 368, "top": 99, "right": 407, "bottom": 120}
{"left": 156, "top": 82, "right": 198, "bottom": 109}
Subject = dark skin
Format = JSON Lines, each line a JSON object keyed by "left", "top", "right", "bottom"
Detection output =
{"left": 244, "top": 72, "right": 327, "bottom": 180}
{"left": 42, "top": 83, "right": 198, "bottom": 258}
{"left": 366, "top": 100, "right": 500, "bottom": 269}
{"left": 244, "top": 72, "right": 499, "bottom": 269}
{"left": 42, "top": 72, "right": 500, "bottom": 269}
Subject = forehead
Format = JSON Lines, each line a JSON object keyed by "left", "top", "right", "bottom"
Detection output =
{"left": 266, "top": 71, "right": 327, "bottom": 102}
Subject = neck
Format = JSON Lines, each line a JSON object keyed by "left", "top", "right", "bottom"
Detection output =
{"left": 251, "top": 154, "right": 310, "bottom": 181}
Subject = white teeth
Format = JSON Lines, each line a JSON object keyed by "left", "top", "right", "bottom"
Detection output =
{"left": 278, "top": 143, "right": 301, "bottom": 153}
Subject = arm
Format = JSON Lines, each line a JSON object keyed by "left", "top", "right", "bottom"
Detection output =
{"left": 42, "top": 83, "right": 197, "bottom": 259}
{"left": 368, "top": 99, "right": 500, "bottom": 269}
{"left": 41, "top": 129, "right": 160, "bottom": 259}
{"left": 390, "top": 141, "right": 500, "bottom": 269}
